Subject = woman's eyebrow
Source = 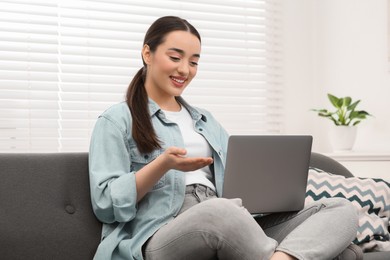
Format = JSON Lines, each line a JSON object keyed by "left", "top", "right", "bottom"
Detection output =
{"left": 168, "top": 48, "right": 200, "bottom": 58}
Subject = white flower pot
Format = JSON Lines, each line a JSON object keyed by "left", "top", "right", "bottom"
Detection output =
{"left": 329, "top": 126, "right": 357, "bottom": 152}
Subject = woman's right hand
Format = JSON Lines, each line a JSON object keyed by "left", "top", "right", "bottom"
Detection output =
{"left": 135, "top": 146, "right": 213, "bottom": 201}
{"left": 159, "top": 147, "right": 213, "bottom": 172}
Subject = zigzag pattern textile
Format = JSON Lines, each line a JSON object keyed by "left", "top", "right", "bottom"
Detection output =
{"left": 305, "top": 168, "right": 390, "bottom": 252}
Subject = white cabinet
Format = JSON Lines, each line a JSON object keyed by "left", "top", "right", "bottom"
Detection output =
{"left": 324, "top": 152, "right": 390, "bottom": 182}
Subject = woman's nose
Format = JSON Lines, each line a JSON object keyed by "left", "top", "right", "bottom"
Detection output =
{"left": 177, "top": 62, "right": 189, "bottom": 76}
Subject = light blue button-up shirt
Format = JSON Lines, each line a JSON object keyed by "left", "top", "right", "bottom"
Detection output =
{"left": 89, "top": 97, "right": 229, "bottom": 260}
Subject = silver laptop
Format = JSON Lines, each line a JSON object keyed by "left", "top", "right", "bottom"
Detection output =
{"left": 222, "top": 135, "right": 313, "bottom": 214}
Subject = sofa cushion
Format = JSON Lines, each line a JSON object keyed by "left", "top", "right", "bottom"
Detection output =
{"left": 0, "top": 153, "right": 102, "bottom": 260}
{"left": 305, "top": 168, "right": 390, "bottom": 252}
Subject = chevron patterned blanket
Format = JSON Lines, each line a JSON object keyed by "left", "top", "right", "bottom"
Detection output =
{"left": 305, "top": 168, "right": 390, "bottom": 252}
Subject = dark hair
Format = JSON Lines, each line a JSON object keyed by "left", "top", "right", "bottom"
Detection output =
{"left": 126, "top": 16, "right": 201, "bottom": 154}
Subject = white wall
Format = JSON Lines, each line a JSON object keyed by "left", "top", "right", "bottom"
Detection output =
{"left": 283, "top": 0, "right": 390, "bottom": 153}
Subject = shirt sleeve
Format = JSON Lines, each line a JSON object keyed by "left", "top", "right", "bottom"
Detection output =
{"left": 89, "top": 115, "right": 138, "bottom": 224}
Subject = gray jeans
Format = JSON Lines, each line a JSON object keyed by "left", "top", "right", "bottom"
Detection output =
{"left": 143, "top": 184, "right": 358, "bottom": 260}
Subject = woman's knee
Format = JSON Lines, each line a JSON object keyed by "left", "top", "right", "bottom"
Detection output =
{"left": 191, "top": 198, "right": 263, "bottom": 239}
{"left": 204, "top": 198, "right": 242, "bottom": 213}
{"left": 321, "top": 197, "right": 359, "bottom": 236}
{"left": 336, "top": 197, "right": 358, "bottom": 220}
{"left": 323, "top": 197, "right": 357, "bottom": 217}
{"left": 194, "top": 198, "right": 277, "bottom": 259}
{"left": 195, "top": 198, "right": 245, "bottom": 227}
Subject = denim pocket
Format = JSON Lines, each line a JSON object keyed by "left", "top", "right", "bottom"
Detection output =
{"left": 130, "top": 147, "right": 165, "bottom": 189}
{"left": 130, "top": 147, "right": 162, "bottom": 166}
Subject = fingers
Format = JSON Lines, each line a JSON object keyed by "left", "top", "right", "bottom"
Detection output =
{"left": 162, "top": 147, "right": 213, "bottom": 172}
{"left": 175, "top": 156, "right": 214, "bottom": 172}
{"left": 165, "top": 146, "right": 187, "bottom": 157}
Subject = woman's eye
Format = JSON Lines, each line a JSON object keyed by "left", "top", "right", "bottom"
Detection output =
{"left": 190, "top": 61, "right": 198, "bottom": 66}
{"left": 170, "top": 56, "right": 180, "bottom": 62}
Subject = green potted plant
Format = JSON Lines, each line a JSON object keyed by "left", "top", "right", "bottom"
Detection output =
{"left": 312, "top": 93, "right": 372, "bottom": 151}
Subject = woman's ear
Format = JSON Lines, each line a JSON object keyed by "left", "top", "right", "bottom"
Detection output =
{"left": 142, "top": 44, "right": 151, "bottom": 65}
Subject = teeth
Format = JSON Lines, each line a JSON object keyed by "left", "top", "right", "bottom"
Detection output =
{"left": 171, "top": 77, "right": 185, "bottom": 84}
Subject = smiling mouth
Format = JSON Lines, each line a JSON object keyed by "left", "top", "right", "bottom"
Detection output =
{"left": 170, "top": 76, "right": 186, "bottom": 84}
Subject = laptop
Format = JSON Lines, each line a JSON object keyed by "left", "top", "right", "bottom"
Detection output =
{"left": 222, "top": 135, "right": 313, "bottom": 214}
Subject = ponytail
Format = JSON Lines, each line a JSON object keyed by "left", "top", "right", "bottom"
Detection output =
{"left": 126, "top": 67, "right": 161, "bottom": 154}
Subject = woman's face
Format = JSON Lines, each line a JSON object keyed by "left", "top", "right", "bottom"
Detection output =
{"left": 143, "top": 30, "right": 201, "bottom": 107}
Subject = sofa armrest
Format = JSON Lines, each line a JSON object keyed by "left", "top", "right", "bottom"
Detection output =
{"left": 310, "top": 152, "right": 354, "bottom": 178}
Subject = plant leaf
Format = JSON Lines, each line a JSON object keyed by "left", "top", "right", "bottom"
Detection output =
{"left": 337, "top": 98, "right": 344, "bottom": 108}
{"left": 348, "top": 100, "right": 361, "bottom": 111}
{"left": 349, "top": 111, "right": 359, "bottom": 119}
{"left": 343, "top": 97, "right": 352, "bottom": 107}
{"left": 328, "top": 94, "right": 341, "bottom": 108}
{"left": 311, "top": 109, "right": 329, "bottom": 113}
{"left": 358, "top": 110, "right": 371, "bottom": 116}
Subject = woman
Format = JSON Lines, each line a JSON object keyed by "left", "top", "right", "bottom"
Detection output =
{"left": 89, "top": 16, "right": 358, "bottom": 260}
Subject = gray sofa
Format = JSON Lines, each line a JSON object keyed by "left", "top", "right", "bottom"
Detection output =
{"left": 0, "top": 152, "right": 388, "bottom": 260}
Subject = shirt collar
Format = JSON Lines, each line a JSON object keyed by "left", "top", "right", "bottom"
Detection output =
{"left": 147, "top": 98, "right": 160, "bottom": 117}
{"left": 147, "top": 96, "right": 207, "bottom": 122}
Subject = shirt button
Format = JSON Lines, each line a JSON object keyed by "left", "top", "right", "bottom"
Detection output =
{"left": 198, "top": 128, "right": 203, "bottom": 131}
{"left": 144, "top": 155, "right": 149, "bottom": 159}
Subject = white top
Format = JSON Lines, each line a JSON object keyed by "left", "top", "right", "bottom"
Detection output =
{"left": 162, "top": 107, "right": 216, "bottom": 190}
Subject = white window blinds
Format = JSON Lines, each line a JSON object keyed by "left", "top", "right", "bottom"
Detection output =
{"left": 0, "top": 0, "right": 283, "bottom": 152}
